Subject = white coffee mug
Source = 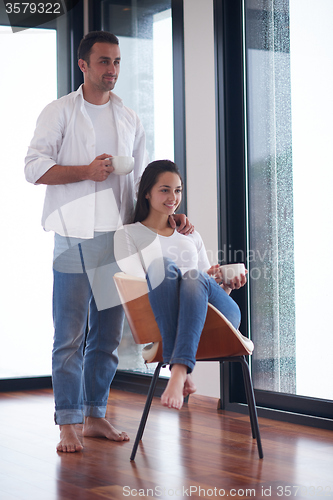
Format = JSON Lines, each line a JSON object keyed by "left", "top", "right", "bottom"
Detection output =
{"left": 111, "top": 156, "right": 134, "bottom": 175}
{"left": 220, "top": 263, "right": 245, "bottom": 284}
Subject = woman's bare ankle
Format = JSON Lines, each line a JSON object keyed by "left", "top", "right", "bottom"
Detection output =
{"left": 183, "top": 373, "right": 197, "bottom": 397}
{"left": 161, "top": 364, "right": 187, "bottom": 410}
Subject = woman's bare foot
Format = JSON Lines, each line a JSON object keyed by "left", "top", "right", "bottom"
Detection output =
{"left": 161, "top": 364, "right": 187, "bottom": 410}
{"left": 83, "top": 417, "right": 130, "bottom": 442}
{"left": 57, "top": 424, "right": 83, "bottom": 453}
{"left": 183, "top": 374, "right": 197, "bottom": 397}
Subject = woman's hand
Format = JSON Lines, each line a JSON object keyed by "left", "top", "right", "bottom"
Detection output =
{"left": 207, "top": 265, "right": 223, "bottom": 283}
{"left": 207, "top": 265, "right": 248, "bottom": 295}
{"left": 221, "top": 271, "right": 248, "bottom": 295}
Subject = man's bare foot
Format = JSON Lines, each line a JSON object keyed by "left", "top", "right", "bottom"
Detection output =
{"left": 57, "top": 424, "right": 83, "bottom": 453}
{"left": 83, "top": 417, "right": 130, "bottom": 442}
{"left": 161, "top": 364, "right": 187, "bottom": 410}
{"left": 183, "top": 374, "right": 197, "bottom": 397}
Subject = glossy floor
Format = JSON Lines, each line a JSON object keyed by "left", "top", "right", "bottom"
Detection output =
{"left": 0, "top": 389, "right": 332, "bottom": 499}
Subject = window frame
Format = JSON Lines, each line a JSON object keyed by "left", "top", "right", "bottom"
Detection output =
{"left": 214, "top": 0, "right": 333, "bottom": 428}
{"left": 0, "top": 1, "right": 83, "bottom": 391}
{"left": 88, "top": 0, "right": 186, "bottom": 382}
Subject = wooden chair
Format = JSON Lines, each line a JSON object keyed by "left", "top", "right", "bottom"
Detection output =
{"left": 113, "top": 272, "right": 263, "bottom": 460}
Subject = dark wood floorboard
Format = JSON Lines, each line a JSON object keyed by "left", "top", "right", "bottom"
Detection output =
{"left": 0, "top": 388, "right": 332, "bottom": 499}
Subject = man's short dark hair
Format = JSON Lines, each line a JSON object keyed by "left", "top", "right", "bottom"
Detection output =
{"left": 77, "top": 31, "right": 119, "bottom": 63}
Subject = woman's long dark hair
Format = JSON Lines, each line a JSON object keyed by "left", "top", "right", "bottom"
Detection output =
{"left": 133, "top": 160, "right": 183, "bottom": 223}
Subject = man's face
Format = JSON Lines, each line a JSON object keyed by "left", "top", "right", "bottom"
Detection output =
{"left": 79, "top": 42, "right": 121, "bottom": 93}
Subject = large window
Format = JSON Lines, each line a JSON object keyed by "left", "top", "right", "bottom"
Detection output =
{"left": 0, "top": 26, "right": 57, "bottom": 379}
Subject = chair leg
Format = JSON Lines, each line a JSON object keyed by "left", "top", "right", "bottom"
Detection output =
{"left": 130, "top": 362, "right": 163, "bottom": 461}
{"left": 239, "top": 360, "right": 256, "bottom": 439}
{"left": 239, "top": 356, "right": 264, "bottom": 459}
{"left": 217, "top": 360, "right": 226, "bottom": 410}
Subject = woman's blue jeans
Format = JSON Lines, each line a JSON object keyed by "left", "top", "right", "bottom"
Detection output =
{"left": 146, "top": 258, "right": 241, "bottom": 373}
{"left": 52, "top": 232, "right": 124, "bottom": 425}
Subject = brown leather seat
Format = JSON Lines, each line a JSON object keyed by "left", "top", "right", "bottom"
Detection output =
{"left": 113, "top": 272, "right": 263, "bottom": 460}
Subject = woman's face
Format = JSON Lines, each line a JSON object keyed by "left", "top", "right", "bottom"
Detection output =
{"left": 146, "top": 171, "right": 183, "bottom": 217}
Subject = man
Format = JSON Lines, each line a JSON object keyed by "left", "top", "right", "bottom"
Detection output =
{"left": 25, "top": 31, "right": 190, "bottom": 453}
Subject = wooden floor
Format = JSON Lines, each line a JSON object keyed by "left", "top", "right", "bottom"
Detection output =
{"left": 0, "top": 388, "right": 333, "bottom": 500}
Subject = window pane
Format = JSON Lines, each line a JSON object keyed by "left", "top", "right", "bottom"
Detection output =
{"left": 245, "top": 0, "right": 333, "bottom": 399}
{"left": 101, "top": 1, "right": 174, "bottom": 161}
{"left": 99, "top": 1, "right": 174, "bottom": 374}
{"left": 0, "top": 27, "right": 57, "bottom": 378}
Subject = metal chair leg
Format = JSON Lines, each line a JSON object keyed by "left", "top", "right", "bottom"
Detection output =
{"left": 237, "top": 358, "right": 256, "bottom": 439}
{"left": 239, "top": 356, "right": 264, "bottom": 459}
{"left": 130, "top": 362, "right": 163, "bottom": 461}
{"left": 130, "top": 357, "right": 263, "bottom": 460}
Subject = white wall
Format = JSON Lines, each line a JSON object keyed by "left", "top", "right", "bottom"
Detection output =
{"left": 183, "top": 0, "right": 220, "bottom": 398}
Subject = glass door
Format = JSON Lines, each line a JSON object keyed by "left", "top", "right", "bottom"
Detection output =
{"left": 245, "top": 0, "right": 333, "bottom": 401}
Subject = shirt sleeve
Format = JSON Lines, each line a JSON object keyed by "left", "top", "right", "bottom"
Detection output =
{"left": 114, "top": 225, "right": 146, "bottom": 278}
{"left": 24, "top": 101, "right": 63, "bottom": 185}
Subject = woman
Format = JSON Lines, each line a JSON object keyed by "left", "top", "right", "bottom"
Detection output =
{"left": 115, "top": 160, "right": 247, "bottom": 410}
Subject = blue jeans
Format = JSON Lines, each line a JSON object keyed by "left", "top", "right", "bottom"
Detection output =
{"left": 52, "top": 232, "right": 124, "bottom": 425}
{"left": 146, "top": 258, "right": 241, "bottom": 373}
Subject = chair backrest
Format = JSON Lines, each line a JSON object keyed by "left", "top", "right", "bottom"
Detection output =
{"left": 114, "top": 272, "right": 161, "bottom": 344}
{"left": 113, "top": 272, "right": 254, "bottom": 361}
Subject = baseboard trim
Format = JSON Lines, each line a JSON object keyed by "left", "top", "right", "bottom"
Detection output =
{"left": 224, "top": 401, "right": 333, "bottom": 430}
{"left": 1, "top": 372, "right": 331, "bottom": 431}
{"left": 112, "top": 370, "right": 168, "bottom": 397}
{"left": 0, "top": 376, "right": 52, "bottom": 392}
